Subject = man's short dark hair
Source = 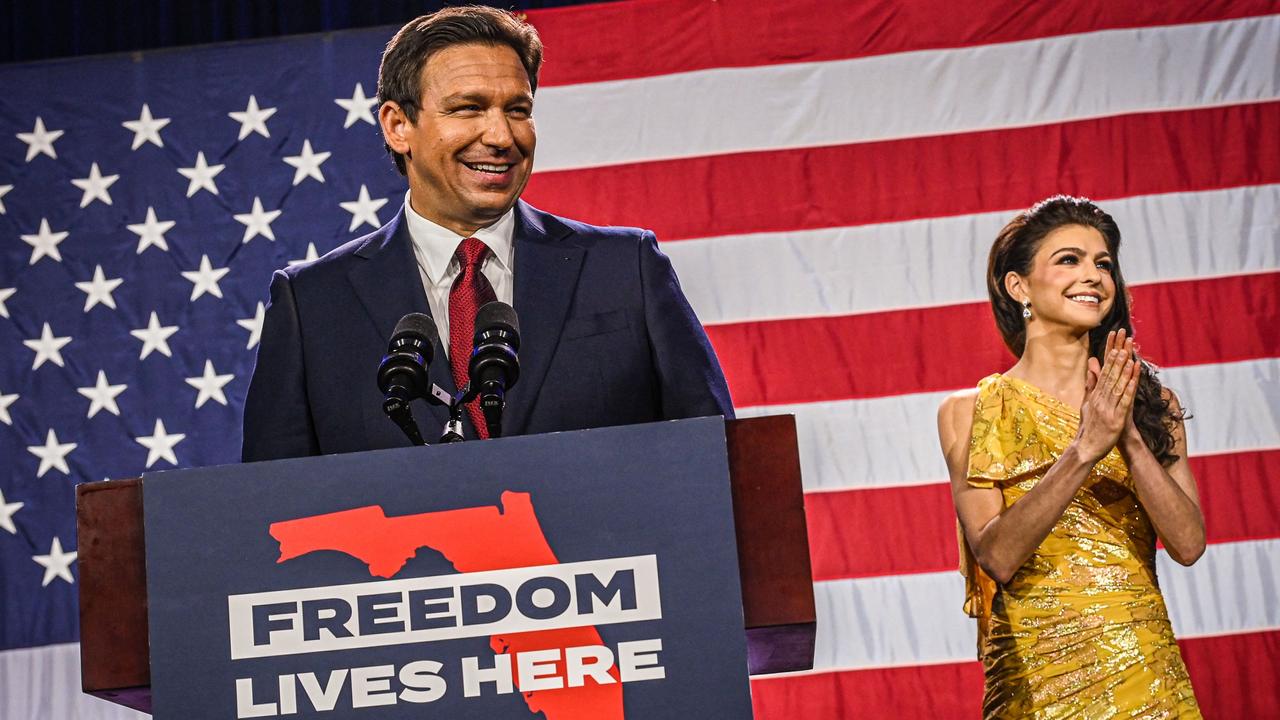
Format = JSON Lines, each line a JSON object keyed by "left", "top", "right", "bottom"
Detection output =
{"left": 377, "top": 5, "right": 544, "bottom": 175}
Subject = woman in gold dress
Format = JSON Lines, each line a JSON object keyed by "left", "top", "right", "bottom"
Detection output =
{"left": 936, "top": 196, "right": 1206, "bottom": 718}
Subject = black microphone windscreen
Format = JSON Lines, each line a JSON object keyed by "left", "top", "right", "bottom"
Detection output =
{"left": 476, "top": 301, "right": 519, "bottom": 335}
{"left": 392, "top": 312, "right": 439, "bottom": 346}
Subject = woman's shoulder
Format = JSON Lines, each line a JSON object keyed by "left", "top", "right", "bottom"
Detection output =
{"left": 937, "top": 374, "right": 1007, "bottom": 439}
{"left": 937, "top": 389, "right": 978, "bottom": 452}
{"left": 937, "top": 375, "right": 1005, "bottom": 418}
{"left": 938, "top": 387, "right": 979, "bottom": 419}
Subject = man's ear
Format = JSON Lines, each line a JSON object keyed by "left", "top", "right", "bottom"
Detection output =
{"left": 1004, "top": 271, "right": 1028, "bottom": 305}
{"left": 379, "top": 101, "right": 412, "bottom": 156}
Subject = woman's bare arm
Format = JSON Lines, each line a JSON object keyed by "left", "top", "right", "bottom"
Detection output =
{"left": 1119, "top": 390, "right": 1205, "bottom": 565}
{"left": 941, "top": 392, "right": 1094, "bottom": 584}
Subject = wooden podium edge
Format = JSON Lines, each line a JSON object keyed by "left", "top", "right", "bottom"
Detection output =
{"left": 726, "top": 415, "right": 817, "bottom": 675}
{"left": 76, "top": 477, "right": 151, "bottom": 712}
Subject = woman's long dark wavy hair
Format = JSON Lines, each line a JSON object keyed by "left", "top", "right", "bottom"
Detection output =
{"left": 987, "top": 195, "right": 1185, "bottom": 466}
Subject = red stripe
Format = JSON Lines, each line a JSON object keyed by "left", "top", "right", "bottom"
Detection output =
{"left": 806, "top": 483, "right": 959, "bottom": 581}
{"left": 749, "top": 629, "right": 1280, "bottom": 719}
{"left": 751, "top": 660, "right": 984, "bottom": 720}
{"left": 1193, "top": 450, "right": 1280, "bottom": 547}
{"left": 526, "top": 0, "right": 1277, "bottom": 87}
{"left": 806, "top": 449, "right": 1280, "bottom": 582}
{"left": 1133, "top": 272, "right": 1280, "bottom": 370}
{"left": 525, "top": 102, "right": 1280, "bottom": 242}
{"left": 1180, "top": 629, "right": 1280, "bottom": 719}
{"left": 710, "top": 271, "right": 1280, "bottom": 408}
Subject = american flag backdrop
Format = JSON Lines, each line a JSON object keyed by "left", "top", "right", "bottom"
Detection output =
{"left": 1, "top": 1, "right": 1278, "bottom": 718}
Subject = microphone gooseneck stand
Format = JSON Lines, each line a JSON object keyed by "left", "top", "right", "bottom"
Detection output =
{"left": 383, "top": 394, "right": 428, "bottom": 446}
{"left": 468, "top": 301, "right": 521, "bottom": 440}
{"left": 379, "top": 302, "right": 522, "bottom": 446}
{"left": 378, "top": 313, "right": 438, "bottom": 447}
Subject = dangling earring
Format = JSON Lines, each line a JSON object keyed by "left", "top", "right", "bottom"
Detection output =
{"left": 1021, "top": 300, "right": 1032, "bottom": 320}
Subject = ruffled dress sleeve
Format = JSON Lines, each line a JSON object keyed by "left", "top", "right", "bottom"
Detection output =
{"left": 966, "top": 375, "right": 1057, "bottom": 487}
{"left": 959, "top": 375, "right": 1053, "bottom": 652}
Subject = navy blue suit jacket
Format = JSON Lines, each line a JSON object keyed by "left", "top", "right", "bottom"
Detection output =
{"left": 241, "top": 201, "right": 734, "bottom": 461}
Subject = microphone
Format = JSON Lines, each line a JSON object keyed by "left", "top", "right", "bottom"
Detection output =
{"left": 468, "top": 301, "right": 520, "bottom": 438}
{"left": 377, "top": 313, "right": 437, "bottom": 446}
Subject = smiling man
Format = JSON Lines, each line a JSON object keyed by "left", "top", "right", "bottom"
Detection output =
{"left": 241, "top": 6, "right": 733, "bottom": 461}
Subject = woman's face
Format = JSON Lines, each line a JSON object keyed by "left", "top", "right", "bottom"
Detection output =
{"left": 1013, "top": 224, "right": 1117, "bottom": 332}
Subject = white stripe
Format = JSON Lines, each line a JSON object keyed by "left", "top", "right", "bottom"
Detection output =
{"left": 669, "top": 184, "right": 1280, "bottom": 326}
{"left": 740, "top": 358, "right": 1280, "bottom": 492}
{"left": 812, "top": 569, "right": 976, "bottom": 670}
{"left": 0, "top": 643, "right": 146, "bottom": 719}
{"left": 1171, "top": 358, "right": 1280, "bottom": 458}
{"left": 534, "top": 16, "right": 1280, "bottom": 171}
{"left": 1158, "top": 539, "right": 1280, "bottom": 639}
{"left": 810, "top": 538, "right": 1280, "bottom": 671}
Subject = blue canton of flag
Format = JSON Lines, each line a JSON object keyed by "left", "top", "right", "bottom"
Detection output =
{"left": 0, "top": 27, "right": 408, "bottom": 660}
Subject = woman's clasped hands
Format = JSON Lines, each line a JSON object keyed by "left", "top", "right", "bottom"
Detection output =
{"left": 1075, "top": 329, "right": 1142, "bottom": 463}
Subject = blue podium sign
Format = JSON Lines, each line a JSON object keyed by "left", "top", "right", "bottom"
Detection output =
{"left": 143, "top": 417, "right": 753, "bottom": 719}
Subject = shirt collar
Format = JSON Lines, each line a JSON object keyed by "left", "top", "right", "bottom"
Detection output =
{"left": 402, "top": 191, "right": 515, "bottom": 284}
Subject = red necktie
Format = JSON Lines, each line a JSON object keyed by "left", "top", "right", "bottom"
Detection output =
{"left": 449, "top": 237, "right": 497, "bottom": 438}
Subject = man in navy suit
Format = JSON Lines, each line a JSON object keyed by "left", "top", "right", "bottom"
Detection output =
{"left": 241, "top": 6, "right": 732, "bottom": 461}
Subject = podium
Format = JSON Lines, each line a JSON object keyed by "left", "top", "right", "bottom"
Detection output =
{"left": 77, "top": 415, "right": 815, "bottom": 717}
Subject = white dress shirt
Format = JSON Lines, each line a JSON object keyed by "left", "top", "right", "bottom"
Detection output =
{"left": 402, "top": 192, "right": 515, "bottom": 357}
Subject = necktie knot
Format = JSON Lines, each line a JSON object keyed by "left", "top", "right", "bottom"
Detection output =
{"left": 454, "top": 237, "right": 491, "bottom": 270}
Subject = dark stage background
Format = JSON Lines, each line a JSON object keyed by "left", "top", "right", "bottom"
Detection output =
{"left": 1, "top": 0, "right": 612, "bottom": 64}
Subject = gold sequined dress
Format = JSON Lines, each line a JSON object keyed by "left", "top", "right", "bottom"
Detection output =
{"left": 962, "top": 374, "right": 1200, "bottom": 719}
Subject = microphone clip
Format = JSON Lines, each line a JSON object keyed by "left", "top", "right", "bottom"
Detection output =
{"left": 437, "top": 384, "right": 467, "bottom": 444}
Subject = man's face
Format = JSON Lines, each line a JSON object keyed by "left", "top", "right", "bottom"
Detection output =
{"left": 384, "top": 43, "right": 536, "bottom": 236}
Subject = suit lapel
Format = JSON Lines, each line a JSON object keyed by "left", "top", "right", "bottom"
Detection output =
{"left": 506, "top": 201, "right": 583, "bottom": 435}
{"left": 348, "top": 208, "right": 454, "bottom": 429}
